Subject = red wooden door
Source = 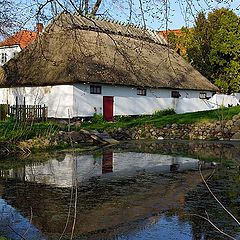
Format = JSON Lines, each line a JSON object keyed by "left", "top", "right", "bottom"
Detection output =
{"left": 103, "top": 96, "right": 114, "bottom": 121}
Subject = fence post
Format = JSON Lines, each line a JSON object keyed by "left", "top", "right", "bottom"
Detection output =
{"left": 0, "top": 104, "right": 8, "bottom": 120}
{"left": 16, "top": 96, "right": 19, "bottom": 121}
{"left": 23, "top": 97, "right": 26, "bottom": 122}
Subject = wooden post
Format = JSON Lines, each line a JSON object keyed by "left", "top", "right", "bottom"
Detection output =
{"left": 16, "top": 96, "right": 19, "bottom": 121}
{"left": 23, "top": 97, "right": 26, "bottom": 122}
{"left": 0, "top": 104, "right": 8, "bottom": 120}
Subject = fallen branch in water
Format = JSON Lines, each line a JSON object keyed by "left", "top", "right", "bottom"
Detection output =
{"left": 199, "top": 163, "right": 240, "bottom": 226}
{"left": 189, "top": 212, "right": 237, "bottom": 240}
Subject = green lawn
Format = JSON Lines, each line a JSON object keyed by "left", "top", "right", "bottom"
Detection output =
{"left": 81, "top": 106, "right": 240, "bottom": 130}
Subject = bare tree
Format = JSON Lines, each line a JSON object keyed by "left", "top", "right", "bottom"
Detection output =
{"left": 1, "top": 0, "right": 239, "bottom": 36}
{"left": 0, "top": 0, "right": 17, "bottom": 37}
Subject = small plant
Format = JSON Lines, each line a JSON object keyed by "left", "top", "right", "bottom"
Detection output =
{"left": 153, "top": 108, "right": 176, "bottom": 117}
{"left": 91, "top": 113, "right": 106, "bottom": 124}
{"left": 114, "top": 115, "right": 133, "bottom": 122}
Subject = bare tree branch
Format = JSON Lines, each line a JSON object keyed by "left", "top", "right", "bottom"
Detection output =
{"left": 85, "top": 0, "right": 89, "bottom": 15}
{"left": 199, "top": 163, "right": 240, "bottom": 226}
{"left": 91, "top": 0, "right": 103, "bottom": 16}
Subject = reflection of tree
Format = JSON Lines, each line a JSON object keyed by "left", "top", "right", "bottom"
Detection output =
{"left": 185, "top": 168, "right": 240, "bottom": 240}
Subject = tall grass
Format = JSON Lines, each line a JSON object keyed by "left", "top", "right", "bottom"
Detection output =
{"left": 0, "top": 119, "right": 60, "bottom": 142}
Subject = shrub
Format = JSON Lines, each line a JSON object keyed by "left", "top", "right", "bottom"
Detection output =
{"left": 153, "top": 108, "right": 176, "bottom": 117}
{"left": 91, "top": 113, "right": 106, "bottom": 124}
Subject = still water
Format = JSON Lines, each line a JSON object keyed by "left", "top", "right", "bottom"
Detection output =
{"left": 0, "top": 140, "right": 239, "bottom": 240}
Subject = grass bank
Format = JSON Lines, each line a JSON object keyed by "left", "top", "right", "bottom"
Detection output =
{"left": 0, "top": 106, "right": 239, "bottom": 152}
{"left": 0, "top": 120, "right": 60, "bottom": 142}
{"left": 82, "top": 106, "right": 240, "bottom": 130}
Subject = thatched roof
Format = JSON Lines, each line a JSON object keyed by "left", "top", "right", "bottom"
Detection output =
{"left": 0, "top": 12, "right": 218, "bottom": 91}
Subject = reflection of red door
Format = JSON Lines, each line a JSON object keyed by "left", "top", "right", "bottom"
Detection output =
{"left": 103, "top": 96, "right": 114, "bottom": 121}
{"left": 102, "top": 152, "right": 113, "bottom": 174}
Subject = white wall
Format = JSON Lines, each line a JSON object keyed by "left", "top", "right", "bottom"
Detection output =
{"left": 0, "top": 45, "right": 21, "bottom": 66}
{"left": 0, "top": 85, "right": 73, "bottom": 118}
{"left": 73, "top": 83, "right": 214, "bottom": 117}
{"left": 3, "top": 83, "right": 238, "bottom": 118}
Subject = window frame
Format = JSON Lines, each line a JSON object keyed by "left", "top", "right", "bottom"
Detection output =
{"left": 171, "top": 91, "right": 181, "bottom": 98}
{"left": 199, "top": 92, "right": 207, "bottom": 99}
{"left": 1, "top": 53, "right": 7, "bottom": 64}
{"left": 90, "top": 85, "right": 102, "bottom": 94}
{"left": 137, "top": 88, "right": 147, "bottom": 96}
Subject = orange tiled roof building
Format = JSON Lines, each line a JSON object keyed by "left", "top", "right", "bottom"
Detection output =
{"left": 0, "top": 23, "right": 42, "bottom": 66}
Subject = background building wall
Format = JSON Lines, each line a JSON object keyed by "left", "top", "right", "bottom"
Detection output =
{"left": 0, "top": 45, "right": 21, "bottom": 66}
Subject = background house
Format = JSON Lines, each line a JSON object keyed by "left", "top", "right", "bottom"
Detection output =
{"left": 0, "top": 23, "right": 43, "bottom": 66}
{"left": 0, "top": 13, "right": 220, "bottom": 120}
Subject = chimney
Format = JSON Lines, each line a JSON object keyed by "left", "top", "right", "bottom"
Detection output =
{"left": 36, "top": 23, "right": 43, "bottom": 33}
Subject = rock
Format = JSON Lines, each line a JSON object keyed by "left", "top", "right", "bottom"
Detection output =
{"left": 230, "top": 132, "right": 240, "bottom": 140}
{"left": 223, "top": 128, "right": 229, "bottom": 134}
{"left": 233, "top": 119, "right": 240, "bottom": 127}
{"left": 231, "top": 126, "right": 240, "bottom": 133}
{"left": 68, "top": 131, "right": 84, "bottom": 142}
{"left": 215, "top": 125, "right": 222, "bottom": 132}
{"left": 232, "top": 114, "right": 240, "bottom": 122}
{"left": 226, "top": 120, "right": 233, "bottom": 126}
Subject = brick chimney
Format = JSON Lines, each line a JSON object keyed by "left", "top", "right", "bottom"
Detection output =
{"left": 36, "top": 23, "right": 43, "bottom": 33}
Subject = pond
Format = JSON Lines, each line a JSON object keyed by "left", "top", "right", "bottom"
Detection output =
{"left": 0, "top": 140, "right": 239, "bottom": 240}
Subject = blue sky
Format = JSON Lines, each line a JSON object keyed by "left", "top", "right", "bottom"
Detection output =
{"left": 15, "top": 0, "right": 240, "bottom": 31}
{"left": 103, "top": 0, "right": 240, "bottom": 30}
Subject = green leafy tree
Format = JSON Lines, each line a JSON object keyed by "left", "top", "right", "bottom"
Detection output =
{"left": 167, "top": 27, "right": 192, "bottom": 61}
{"left": 187, "top": 8, "right": 240, "bottom": 93}
{"left": 209, "top": 10, "right": 240, "bottom": 93}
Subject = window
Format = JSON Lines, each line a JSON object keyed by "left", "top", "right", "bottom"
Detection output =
{"left": 13, "top": 52, "right": 18, "bottom": 57}
{"left": 1, "top": 53, "right": 7, "bottom": 64}
{"left": 199, "top": 92, "right": 207, "bottom": 99}
{"left": 137, "top": 88, "right": 146, "bottom": 96}
{"left": 199, "top": 92, "right": 211, "bottom": 100}
{"left": 90, "top": 85, "right": 102, "bottom": 94}
{"left": 171, "top": 91, "right": 181, "bottom": 98}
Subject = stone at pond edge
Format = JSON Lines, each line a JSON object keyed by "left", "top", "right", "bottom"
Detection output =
{"left": 230, "top": 132, "right": 240, "bottom": 141}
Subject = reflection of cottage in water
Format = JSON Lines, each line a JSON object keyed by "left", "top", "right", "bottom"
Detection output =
{"left": 6, "top": 151, "right": 203, "bottom": 187}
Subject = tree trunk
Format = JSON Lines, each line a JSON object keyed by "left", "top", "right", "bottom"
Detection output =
{"left": 84, "top": 0, "right": 89, "bottom": 15}
{"left": 90, "top": 0, "right": 102, "bottom": 16}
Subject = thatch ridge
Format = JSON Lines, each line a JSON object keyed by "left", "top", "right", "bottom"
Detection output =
{"left": 45, "top": 12, "right": 167, "bottom": 46}
{"left": 0, "top": 12, "right": 218, "bottom": 92}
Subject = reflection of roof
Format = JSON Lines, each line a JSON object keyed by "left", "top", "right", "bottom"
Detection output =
{"left": 0, "top": 30, "right": 37, "bottom": 49}
{"left": 1, "top": 169, "right": 211, "bottom": 236}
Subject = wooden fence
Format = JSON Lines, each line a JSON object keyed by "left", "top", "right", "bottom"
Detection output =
{"left": 0, "top": 104, "right": 48, "bottom": 121}
{"left": 9, "top": 104, "right": 48, "bottom": 121}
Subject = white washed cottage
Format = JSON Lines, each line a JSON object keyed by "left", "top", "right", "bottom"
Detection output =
{"left": 0, "top": 13, "right": 218, "bottom": 120}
